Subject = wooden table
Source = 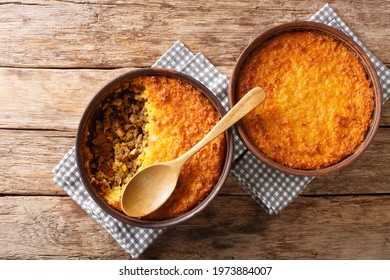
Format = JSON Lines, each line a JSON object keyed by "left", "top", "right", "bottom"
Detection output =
{"left": 0, "top": 0, "right": 389, "bottom": 260}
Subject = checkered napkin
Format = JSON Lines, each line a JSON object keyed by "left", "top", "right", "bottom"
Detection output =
{"left": 52, "top": 42, "right": 229, "bottom": 258}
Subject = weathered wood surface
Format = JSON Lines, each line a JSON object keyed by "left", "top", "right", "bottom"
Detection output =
{"left": 1, "top": 195, "right": 389, "bottom": 260}
{"left": 0, "top": 0, "right": 389, "bottom": 259}
{"left": 0, "top": 0, "right": 389, "bottom": 68}
{"left": 1, "top": 68, "right": 390, "bottom": 131}
{"left": 0, "top": 128, "right": 389, "bottom": 196}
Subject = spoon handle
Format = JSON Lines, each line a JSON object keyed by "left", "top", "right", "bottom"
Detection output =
{"left": 178, "top": 87, "right": 266, "bottom": 164}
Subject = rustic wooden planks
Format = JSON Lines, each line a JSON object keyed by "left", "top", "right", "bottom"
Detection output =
{"left": 0, "top": 127, "right": 389, "bottom": 196}
{"left": 0, "top": 1, "right": 388, "bottom": 69}
{"left": 0, "top": 0, "right": 389, "bottom": 260}
{"left": 1, "top": 67, "right": 389, "bottom": 130}
{"left": 1, "top": 195, "right": 389, "bottom": 259}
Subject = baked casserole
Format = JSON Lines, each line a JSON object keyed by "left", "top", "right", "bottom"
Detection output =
{"left": 237, "top": 30, "right": 375, "bottom": 170}
{"left": 83, "top": 75, "right": 226, "bottom": 220}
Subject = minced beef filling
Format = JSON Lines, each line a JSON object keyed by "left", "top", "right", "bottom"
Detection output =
{"left": 88, "top": 86, "right": 148, "bottom": 192}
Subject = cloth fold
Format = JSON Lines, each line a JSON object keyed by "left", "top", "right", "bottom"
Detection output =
{"left": 53, "top": 3, "right": 390, "bottom": 258}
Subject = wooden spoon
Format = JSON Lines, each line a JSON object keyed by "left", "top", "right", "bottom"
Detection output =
{"left": 121, "top": 87, "right": 266, "bottom": 218}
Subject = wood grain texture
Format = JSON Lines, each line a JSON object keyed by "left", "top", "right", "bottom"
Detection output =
{"left": 1, "top": 68, "right": 389, "bottom": 131}
{"left": 0, "top": 129, "right": 73, "bottom": 195}
{"left": 0, "top": 128, "right": 389, "bottom": 196}
{"left": 0, "top": 0, "right": 388, "bottom": 69}
{"left": 0, "top": 0, "right": 389, "bottom": 260}
{"left": 0, "top": 68, "right": 131, "bottom": 130}
{"left": 1, "top": 195, "right": 389, "bottom": 259}
{"left": 148, "top": 195, "right": 390, "bottom": 260}
{"left": 0, "top": 196, "right": 129, "bottom": 259}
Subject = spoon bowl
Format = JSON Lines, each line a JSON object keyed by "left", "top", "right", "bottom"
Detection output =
{"left": 121, "top": 163, "right": 177, "bottom": 218}
{"left": 121, "top": 87, "right": 266, "bottom": 218}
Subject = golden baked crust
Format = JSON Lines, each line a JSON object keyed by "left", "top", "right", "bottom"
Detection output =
{"left": 85, "top": 75, "right": 226, "bottom": 219}
{"left": 238, "top": 31, "right": 374, "bottom": 170}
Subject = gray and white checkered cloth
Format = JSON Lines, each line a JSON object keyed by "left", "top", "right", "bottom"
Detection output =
{"left": 53, "top": 3, "right": 390, "bottom": 258}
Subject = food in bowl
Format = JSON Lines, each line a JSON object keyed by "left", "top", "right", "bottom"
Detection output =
{"left": 82, "top": 74, "right": 226, "bottom": 220}
{"left": 236, "top": 30, "right": 375, "bottom": 170}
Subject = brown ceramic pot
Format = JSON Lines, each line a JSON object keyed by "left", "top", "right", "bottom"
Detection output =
{"left": 76, "top": 68, "right": 233, "bottom": 228}
{"left": 229, "top": 21, "right": 382, "bottom": 176}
